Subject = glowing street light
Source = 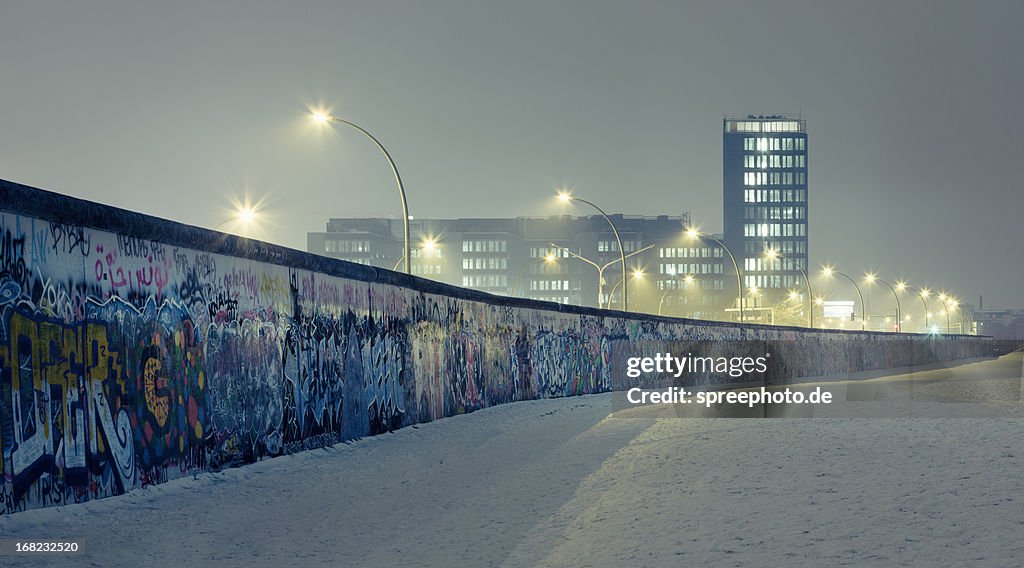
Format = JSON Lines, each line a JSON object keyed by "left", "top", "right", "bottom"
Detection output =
{"left": 765, "top": 247, "right": 814, "bottom": 328}
{"left": 607, "top": 266, "right": 647, "bottom": 305}
{"left": 935, "top": 292, "right": 961, "bottom": 333}
{"left": 310, "top": 109, "right": 411, "bottom": 274}
{"left": 658, "top": 274, "right": 696, "bottom": 316}
{"left": 686, "top": 228, "right": 744, "bottom": 322}
{"left": 897, "top": 283, "right": 931, "bottom": 331}
{"left": 556, "top": 190, "right": 630, "bottom": 310}
{"left": 420, "top": 237, "right": 438, "bottom": 254}
{"left": 821, "top": 265, "right": 866, "bottom": 330}
{"left": 509, "top": 252, "right": 559, "bottom": 297}
{"left": 549, "top": 242, "right": 654, "bottom": 309}
{"left": 864, "top": 273, "right": 902, "bottom": 332}
{"left": 215, "top": 198, "right": 265, "bottom": 235}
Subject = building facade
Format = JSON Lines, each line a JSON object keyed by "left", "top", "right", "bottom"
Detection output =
{"left": 308, "top": 214, "right": 727, "bottom": 317}
{"left": 723, "top": 114, "right": 809, "bottom": 321}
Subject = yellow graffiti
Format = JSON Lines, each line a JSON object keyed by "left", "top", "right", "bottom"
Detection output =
{"left": 143, "top": 357, "right": 169, "bottom": 428}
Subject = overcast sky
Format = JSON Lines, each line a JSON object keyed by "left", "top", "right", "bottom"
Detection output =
{"left": 1, "top": 1, "right": 1021, "bottom": 308}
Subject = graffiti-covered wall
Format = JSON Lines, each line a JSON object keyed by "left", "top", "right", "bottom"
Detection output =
{"left": 0, "top": 179, "right": 996, "bottom": 515}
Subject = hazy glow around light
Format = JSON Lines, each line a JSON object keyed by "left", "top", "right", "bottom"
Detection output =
{"left": 556, "top": 190, "right": 573, "bottom": 203}
{"left": 864, "top": 272, "right": 877, "bottom": 284}
{"left": 684, "top": 274, "right": 695, "bottom": 284}
{"left": 821, "top": 265, "right": 834, "bottom": 278}
{"left": 685, "top": 228, "right": 700, "bottom": 239}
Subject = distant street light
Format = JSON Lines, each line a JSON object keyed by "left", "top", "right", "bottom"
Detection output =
{"left": 510, "top": 253, "right": 558, "bottom": 297}
{"left": 658, "top": 274, "right": 695, "bottom": 317}
{"left": 938, "top": 294, "right": 961, "bottom": 333}
{"left": 607, "top": 267, "right": 646, "bottom": 307}
{"left": 549, "top": 242, "right": 654, "bottom": 309}
{"left": 686, "top": 228, "right": 743, "bottom": 322}
{"left": 864, "top": 273, "right": 902, "bottom": 332}
{"left": 821, "top": 265, "right": 866, "bottom": 330}
{"left": 899, "top": 283, "right": 931, "bottom": 332}
{"left": 312, "top": 110, "right": 411, "bottom": 274}
{"left": 557, "top": 190, "right": 630, "bottom": 311}
{"left": 765, "top": 247, "right": 813, "bottom": 328}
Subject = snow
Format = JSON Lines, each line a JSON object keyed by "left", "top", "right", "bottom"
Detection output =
{"left": 2, "top": 353, "right": 1022, "bottom": 567}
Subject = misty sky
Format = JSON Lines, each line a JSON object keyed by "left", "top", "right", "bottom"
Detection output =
{"left": 1, "top": 1, "right": 1021, "bottom": 308}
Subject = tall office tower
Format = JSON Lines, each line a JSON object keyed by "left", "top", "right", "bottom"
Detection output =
{"left": 723, "top": 114, "right": 808, "bottom": 321}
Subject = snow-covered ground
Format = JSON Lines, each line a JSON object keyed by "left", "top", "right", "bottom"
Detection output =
{"left": 2, "top": 353, "right": 1022, "bottom": 567}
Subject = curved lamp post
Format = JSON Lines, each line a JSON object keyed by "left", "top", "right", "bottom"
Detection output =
{"left": 822, "top": 265, "right": 866, "bottom": 330}
{"left": 897, "top": 282, "right": 931, "bottom": 332}
{"left": 686, "top": 228, "right": 743, "bottom": 323}
{"left": 659, "top": 274, "right": 695, "bottom": 316}
{"left": 550, "top": 242, "right": 653, "bottom": 309}
{"left": 557, "top": 191, "right": 629, "bottom": 311}
{"left": 607, "top": 268, "right": 645, "bottom": 308}
{"left": 938, "top": 294, "right": 960, "bottom": 334}
{"left": 865, "top": 274, "right": 902, "bottom": 332}
{"left": 312, "top": 111, "right": 411, "bottom": 274}
{"left": 765, "top": 248, "right": 813, "bottom": 328}
{"left": 510, "top": 253, "right": 558, "bottom": 297}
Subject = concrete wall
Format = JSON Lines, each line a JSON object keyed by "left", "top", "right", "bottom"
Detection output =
{"left": 0, "top": 179, "right": 996, "bottom": 515}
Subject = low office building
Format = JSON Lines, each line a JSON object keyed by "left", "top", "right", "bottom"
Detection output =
{"left": 308, "top": 214, "right": 726, "bottom": 316}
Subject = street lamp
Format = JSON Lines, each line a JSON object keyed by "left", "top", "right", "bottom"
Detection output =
{"left": 510, "top": 253, "right": 558, "bottom": 297}
{"left": 686, "top": 228, "right": 743, "bottom": 323}
{"left": 549, "top": 242, "right": 654, "bottom": 309}
{"left": 658, "top": 274, "right": 695, "bottom": 317}
{"left": 557, "top": 190, "right": 630, "bottom": 310}
{"left": 864, "top": 273, "right": 902, "bottom": 332}
{"left": 607, "top": 267, "right": 645, "bottom": 307}
{"left": 215, "top": 201, "right": 262, "bottom": 234}
{"left": 940, "top": 295, "right": 962, "bottom": 334}
{"left": 814, "top": 296, "right": 826, "bottom": 328}
{"left": 765, "top": 247, "right": 813, "bottom": 328}
{"left": 312, "top": 110, "right": 411, "bottom": 274}
{"left": 821, "top": 265, "right": 866, "bottom": 330}
{"left": 898, "top": 282, "right": 931, "bottom": 332}
{"left": 937, "top": 293, "right": 953, "bottom": 333}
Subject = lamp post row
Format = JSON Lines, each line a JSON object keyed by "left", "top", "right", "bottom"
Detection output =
{"left": 304, "top": 111, "right": 968, "bottom": 332}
